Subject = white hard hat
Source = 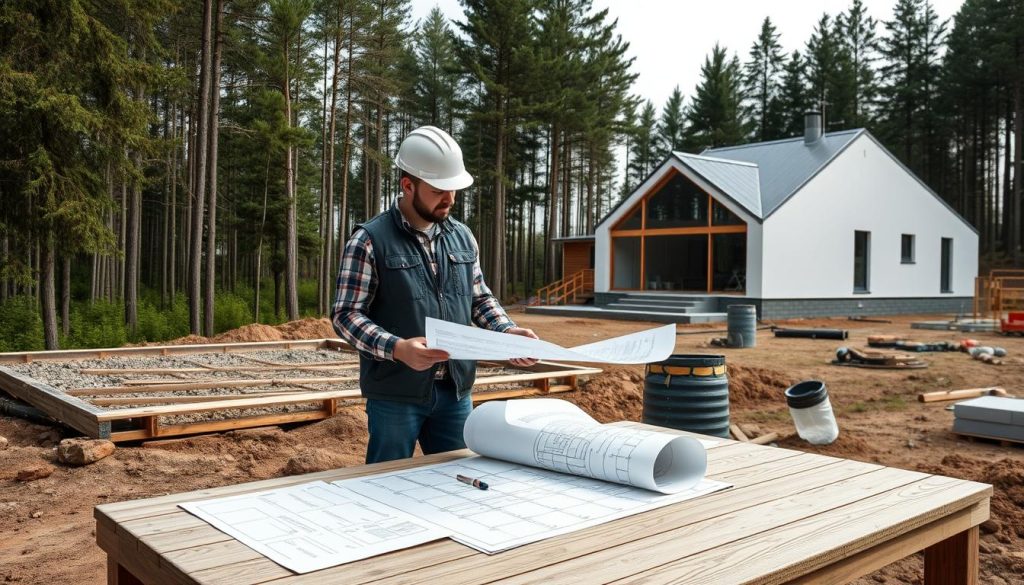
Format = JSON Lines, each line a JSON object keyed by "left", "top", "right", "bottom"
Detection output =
{"left": 395, "top": 126, "right": 474, "bottom": 191}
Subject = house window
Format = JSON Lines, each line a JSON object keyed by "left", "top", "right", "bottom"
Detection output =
{"left": 854, "top": 231, "right": 870, "bottom": 293}
{"left": 941, "top": 238, "right": 953, "bottom": 293}
{"left": 901, "top": 234, "right": 915, "bottom": 264}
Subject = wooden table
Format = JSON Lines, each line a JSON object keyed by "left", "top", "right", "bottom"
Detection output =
{"left": 95, "top": 423, "right": 992, "bottom": 585}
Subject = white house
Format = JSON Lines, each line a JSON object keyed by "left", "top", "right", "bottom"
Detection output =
{"left": 588, "top": 112, "right": 978, "bottom": 319}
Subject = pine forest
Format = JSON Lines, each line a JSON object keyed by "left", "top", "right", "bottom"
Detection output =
{"left": 0, "top": 0, "right": 1021, "bottom": 351}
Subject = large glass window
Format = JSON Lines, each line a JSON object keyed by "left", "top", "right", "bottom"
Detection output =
{"left": 615, "top": 205, "right": 643, "bottom": 230}
{"left": 612, "top": 237, "right": 641, "bottom": 289}
{"left": 854, "top": 231, "right": 870, "bottom": 292}
{"left": 712, "top": 200, "right": 744, "bottom": 226}
{"left": 644, "top": 235, "right": 708, "bottom": 291}
{"left": 712, "top": 233, "right": 746, "bottom": 291}
{"left": 645, "top": 174, "right": 707, "bottom": 229}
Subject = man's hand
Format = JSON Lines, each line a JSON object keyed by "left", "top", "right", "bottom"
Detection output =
{"left": 505, "top": 327, "right": 539, "bottom": 368}
{"left": 394, "top": 337, "right": 450, "bottom": 371}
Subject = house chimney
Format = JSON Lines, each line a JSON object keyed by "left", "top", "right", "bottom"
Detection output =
{"left": 804, "top": 110, "right": 823, "bottom": 145}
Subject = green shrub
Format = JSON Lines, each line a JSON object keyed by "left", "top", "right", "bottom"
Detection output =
{"left": 66, "top": 300, "right": 127, "bottom": 349}
{"left": 215, "top": 291, "right": 252, "bottom": 334}
{"left": 0, "top": 296, "right": 45, "bottom": 352}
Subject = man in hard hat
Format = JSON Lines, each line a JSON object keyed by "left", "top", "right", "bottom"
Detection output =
{"left": 332, "top": 125, "right": 539, "bottom": 464}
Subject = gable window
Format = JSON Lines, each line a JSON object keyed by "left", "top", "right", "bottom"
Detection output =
{"left": 901, "top": 234, "right": 915, "bottom": 264}
{"left": 941, "top": 238, "right": 953, "bottom": 293}
{"left": 854, "top": 231, "right": 870, "bottom": 293}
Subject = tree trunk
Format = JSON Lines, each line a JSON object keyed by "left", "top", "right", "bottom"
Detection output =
{"left": 204, "top": 0, "right": 224, "bottom": 336}
{"left": 189, "top": 0, "right": 214, "bottom": 334}
{"left": 491, "top": 102, "right": 507, "bottom": 300}
{"left": 254, "top": 153, "right": 271, "bottom": 322}
{"left": 284, "top": 36, "right": 300, "bottom": 321}
{"left": 337, "top": 12, "right": 356, "bottom": 260}
{"left": 40, "top": 231, "right": 58, "bottom": 350}
{"left": 545, "top": 125, "right": 560, "bottom": 283}
{"left": 1014, "top": 74, "right": 1022, "bottom": 265}
{"left": 61, "top": 255, "right": 70, "bottom": 337}
{"left": 321, "top": 16, "right": 342, "bottom": 317}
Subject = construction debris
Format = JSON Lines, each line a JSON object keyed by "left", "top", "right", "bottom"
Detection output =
{"left": 848, "top": 316, "right": 892, "bottom": 324}
{"left": 867, "top": 336, "right": 958, "bottom": 352}
{"left": 832, "top": 346, "right": 927, "bottom": 369}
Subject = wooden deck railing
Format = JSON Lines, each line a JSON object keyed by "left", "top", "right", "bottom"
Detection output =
{"left": 531, "top": 268, "right": 594, "bottom": 306}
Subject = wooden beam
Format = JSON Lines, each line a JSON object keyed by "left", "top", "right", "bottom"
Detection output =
{"left": 0, "top": 339, "right": 332, "bottom": 364}
{"left": 79, "top": 363, "right": 359, "bottom": 375}
{"left": 89, "top": 391, "right": 305, "bottom": 406}
{"left": 109, "top": 410, "right": 332, "bottom": 442}
{"left": 68, "top": 376, "right": 359, "bottom": 396}
{"left": 95, "top": 389, "right": 363, "bottom": 421}
{"left": 917, "top": 388, "right": 1007, "bottom": 403}
{"left": 0, "top": 366, "right": 104, "bottom": 437}
{"left": 924, "top": 525, "right": 979, "bottom": 585}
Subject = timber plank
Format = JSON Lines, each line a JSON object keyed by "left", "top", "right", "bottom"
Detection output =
{"left": 370, "top": 459, "right": 883, "bottom": 585}
{"left": 606, "top": 475, "right": 990, "bottom": 585}
{"left": 0, "top": 339, "right": 331, "bottom": 364}
{"left": 0, "top": 365, "right": 103, "bottom": 436}
{"left": 109, "top": 410, "right": 331, "bottom": 442}
{"left": 95, "top": 389, "right": 362, "bottom": 421}
{"left": 788, "top": 501, "right": 987, "bottom": 585}
{"left": 168, "top": 450, "right": 848, "bottom": 584}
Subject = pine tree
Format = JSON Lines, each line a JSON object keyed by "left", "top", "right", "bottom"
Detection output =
{"left": 805, "top": 13, "right": 855, "bottom": 130}
{"left": 685, "top": 44, "right": 747, "bottom": 151}
{"left": 877, "top": 0, "right": 947, "bottom": 172}
{"left": 412, "top": 7, "right": 461, "bottom": 130}
{"left": 776, "top": 51, "right": 809, "bottom": 137}
{"left": 627, "top": 100, "right": 658, "bottom": 190}
{"left": 657, "top": 86, "right": 686, "bottom": 157}
{"left": 743, "top": 17, "right": 786, "bottom": 141}
{"left": 837, "top": 0, "right": 879, "bottom": 127}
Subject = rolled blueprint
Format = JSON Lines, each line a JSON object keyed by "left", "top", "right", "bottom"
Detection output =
{"left": 463, "top": 399, "right": 707, "bottom": 494}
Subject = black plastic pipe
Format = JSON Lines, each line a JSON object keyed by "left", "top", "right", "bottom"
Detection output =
{"left": 773, "top": 328, "right": 849, "bottom": 340}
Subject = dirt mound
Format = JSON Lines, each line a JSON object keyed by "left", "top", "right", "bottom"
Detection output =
{"left": 728, "top": 364, "right": 793, "bottom": 406}
{"left": 775, "top": 430, "right": 880, "bottom": 461}
{"left": 276, "top": 318, "right": 336, "bottom": 340}
{"left": 161, "top": 334, "right": 210, "bottom": 345}
{"left": 573, "top": 367, "right": 644, "bottom": 423}
{"left": 212, "top": 323, "right": 285, "bottom": 343}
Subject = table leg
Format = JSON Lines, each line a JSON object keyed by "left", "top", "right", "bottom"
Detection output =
{"left": 107, "top": 556, "right": 145, "bottom": 585}
{"left": 923, "top": 525, "right": 979, "bottom": 585}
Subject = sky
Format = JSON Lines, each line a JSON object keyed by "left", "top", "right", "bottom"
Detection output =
{"left": 408, "top": 0, "right": 967, "bottom": 111}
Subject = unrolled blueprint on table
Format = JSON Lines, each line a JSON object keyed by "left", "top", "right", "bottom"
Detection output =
{"left": 337, "top": 456, "right": 728, "bottom": 554}
{"left": 424, "top": 317, "right": 675, "bottom": 363}
{"left": 337, "top": 399, "right": 728, "bottom": 554}
{"left": 179, "top": 481, "right": 449, "bottom": 574}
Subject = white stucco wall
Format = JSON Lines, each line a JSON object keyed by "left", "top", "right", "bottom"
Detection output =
{"left": 760, "top": 134, "right": 978, "bottom": 298}
{"left": 594, "top": 158, "right": 763, "bottom": 296}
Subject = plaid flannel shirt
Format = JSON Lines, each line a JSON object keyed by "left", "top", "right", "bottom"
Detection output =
{"left": 331, "top": 202, "right": 516, "bottom": 363}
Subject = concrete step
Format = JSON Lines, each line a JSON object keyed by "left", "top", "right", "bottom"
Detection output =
{"left": 614, "top": 298, "right": 698, "bottom": 307}
{"left": 524, "top": 305, "right": 727, "bottom": 324}
{"left": 606, "top": 303, "right": 694, "bottom": 314}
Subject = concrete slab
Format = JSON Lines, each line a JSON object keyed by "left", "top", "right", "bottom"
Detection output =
{"left": 953, "top": 418, "right": 1024, "bottom": 443}
{"left": 954, "top": 396, "right": 1024, "bottom": 426}
{"left": 524, "top": 305, "right": 727, "bottom": 324}
{"left": 910, "top": 319, "right": 999, "bottom": 332}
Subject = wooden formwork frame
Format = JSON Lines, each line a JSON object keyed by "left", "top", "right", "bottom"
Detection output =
{"left": 0, "top": 339, "right": 601, "bottom": 442}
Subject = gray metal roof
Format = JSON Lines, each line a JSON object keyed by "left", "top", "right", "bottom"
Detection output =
{"left": 702, "top": 129, "right": 863, "bottom": 218}
{"left": 672, "top": 152, "right": 762, "bottom": 218}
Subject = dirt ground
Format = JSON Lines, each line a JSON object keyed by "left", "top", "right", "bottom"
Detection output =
{"left": 2, "top": 312, "right": 1023, "bottom": 584}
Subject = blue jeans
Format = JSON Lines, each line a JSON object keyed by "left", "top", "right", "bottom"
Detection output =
{"left": 364, "top": 380, "right": 472, "bottom": 464}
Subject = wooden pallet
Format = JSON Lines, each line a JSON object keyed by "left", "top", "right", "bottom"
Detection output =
{"left": 0, "top": 339, "right": 601, "bottom": 442}
{"left": 954, "top": 431, "right": 1024, "bottom": 448}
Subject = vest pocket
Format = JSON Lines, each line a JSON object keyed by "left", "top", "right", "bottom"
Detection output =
{"left": 447, "top": 249, "right": 476, "bottom": 296}
{"left": 384, "top": 253, "right": 427, "bottom": 300}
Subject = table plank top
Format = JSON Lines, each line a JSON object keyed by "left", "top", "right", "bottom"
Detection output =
{"left": 95, "top": 424, "right": 991, "bottom": 585}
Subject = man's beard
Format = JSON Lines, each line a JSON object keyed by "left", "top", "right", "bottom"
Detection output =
{"left": 412, "top": 188, "right": 451, "bottom": 223}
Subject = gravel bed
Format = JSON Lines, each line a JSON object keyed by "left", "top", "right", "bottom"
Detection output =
{"left": 3, "top": 349, "right": 558, "bottom": 426}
